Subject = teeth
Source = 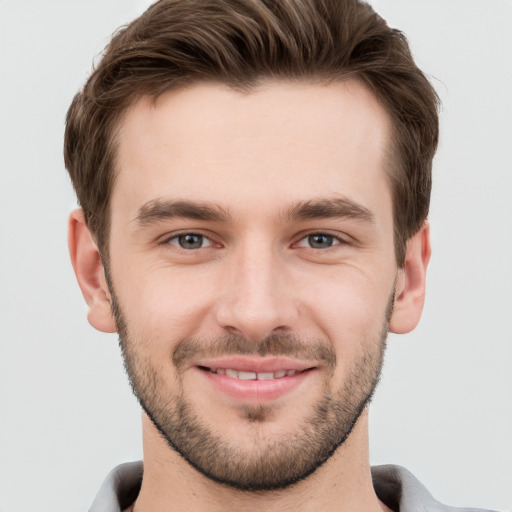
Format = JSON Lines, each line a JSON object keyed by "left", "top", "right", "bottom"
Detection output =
{"left": 210, "top": 368, "right": 300, "bottom": 380}
{"left": 238, "top": 371, "right": 257, "bottom": 380}
{"left": 257, "top": 372, "right": 274, "bottom": 380}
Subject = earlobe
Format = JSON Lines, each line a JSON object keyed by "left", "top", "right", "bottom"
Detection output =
{"left": 389, "top": 222, "right": 431, "bottom": 334}
{"left": 68, "top": 209, "right": 117, "bottom": 333}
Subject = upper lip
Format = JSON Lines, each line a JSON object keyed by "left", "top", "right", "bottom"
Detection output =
{"left": 193, "top": 356, "right": 316, "bottom": 373}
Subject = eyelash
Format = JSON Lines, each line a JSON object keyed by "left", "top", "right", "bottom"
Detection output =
{"left": 163, "top": 231, "right": 347, "bottom": 251}
{"left": 165, "top": 232, "right": 217, "bottom": 250}
{"left": 294, "top": 232, "right": 345, "bottom": 249}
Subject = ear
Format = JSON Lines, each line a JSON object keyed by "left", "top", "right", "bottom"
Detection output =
{"left": 68, "top": 209, "right": 117, "bottom": 333}
{"left": 389, "top": 222, "right": 431, "bottom": 334}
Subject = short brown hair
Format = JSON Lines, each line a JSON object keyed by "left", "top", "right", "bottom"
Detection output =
{"left": 64, "top": 0, "right": 439, "bottom": 265}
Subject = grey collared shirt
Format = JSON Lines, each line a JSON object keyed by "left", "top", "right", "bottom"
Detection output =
{"left": 88, "top": 461, "right": 497, "bottom": 512}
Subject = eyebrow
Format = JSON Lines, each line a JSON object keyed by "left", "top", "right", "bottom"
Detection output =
{"left": 134, "top": 199, "right": 231, "bottom": 226}
{"left": 284, "top": 197, "right": 375, "bottom": 224}
{"left": 133, "top": 196, "right": 374, "bottom": 227}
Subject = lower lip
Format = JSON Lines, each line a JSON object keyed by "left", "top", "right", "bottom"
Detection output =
{"left": 196, "top": 367, "right": 314, "bottom": 402}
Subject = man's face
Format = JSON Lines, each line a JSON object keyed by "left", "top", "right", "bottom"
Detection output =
{"left": 107, "top": 80, "right": 398, "bottom": 490}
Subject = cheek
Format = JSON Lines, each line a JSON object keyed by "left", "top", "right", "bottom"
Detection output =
{"left": 297, "top": 263, "right": 394, "bottom": 348}
{"left": 111, "top": 257, "right": 220, "bottom": 346}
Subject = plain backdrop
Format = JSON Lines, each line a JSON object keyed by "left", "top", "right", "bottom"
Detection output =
{"left": 0, "top": 1, "right": 511, "bottom": 511}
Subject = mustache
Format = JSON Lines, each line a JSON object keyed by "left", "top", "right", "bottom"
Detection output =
{"left": 172, "top": 333, "right": 336, "bottom": 371}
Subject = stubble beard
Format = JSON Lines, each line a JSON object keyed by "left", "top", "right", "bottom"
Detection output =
{"left": 109, "top": 285, "right": 392, "bottom": 492}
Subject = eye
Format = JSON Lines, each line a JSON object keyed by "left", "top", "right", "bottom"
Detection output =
{"left": 296, "top": 233, "right": 341, "bottom": 249}
{"left": 167, "top": 233, "right": 214, "bottom": 250}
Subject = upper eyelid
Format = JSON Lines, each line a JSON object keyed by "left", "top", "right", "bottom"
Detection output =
{"left": 160, "top": 229, "right": 217, "bottom": 243}
{"left": 169, "top": 234, "right": 214, "bottom": 250}
{"left": 168, "top": 233, "right": 210, "bottom": 241}
{"left": 294, "top": 230, "right": 349, "bottom": 244}
{"left": 158, "top": 229, "right": 350, "bottom": 246}
{"left": 294, "top": 233, "right": 342, "bottom": 248}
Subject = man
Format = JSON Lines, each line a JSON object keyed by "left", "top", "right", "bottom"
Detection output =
{"left": 64, "top": 1, "right": 495, "bottom": 511}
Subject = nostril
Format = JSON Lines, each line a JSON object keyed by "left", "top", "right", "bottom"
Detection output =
{"left": 215, "top": 291, "right": 300, "bottom": 342}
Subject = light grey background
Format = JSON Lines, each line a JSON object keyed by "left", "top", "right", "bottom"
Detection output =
{"left": 0, "top": 1, "right": 510, "bottom": 511}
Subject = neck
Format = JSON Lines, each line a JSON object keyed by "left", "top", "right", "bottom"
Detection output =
{"left": 131, "top": 410, "right": 391, "bottom": 512}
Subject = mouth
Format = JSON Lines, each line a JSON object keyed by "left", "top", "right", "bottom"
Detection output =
{"left": 198, "top": 366, "right": 307, "bottom": 380}
{"left": 193, "top": 357, "right": 317, "bottom": 402}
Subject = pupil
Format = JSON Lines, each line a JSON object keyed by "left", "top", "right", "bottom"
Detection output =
{"left": 309, "top": 234, "right": 332, "bottom": 248}
{"left": 179, "top": 234, "right": 203, "bottom": 249}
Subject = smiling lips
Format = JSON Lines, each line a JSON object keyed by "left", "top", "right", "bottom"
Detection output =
{"left": 202, "top": 367, "right": 302, "bottom": 380}
{"left": 194, "top": 357, "right": 316, "bottom": 402}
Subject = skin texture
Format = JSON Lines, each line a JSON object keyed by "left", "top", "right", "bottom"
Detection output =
{"left": 69, "top": 79, "right": 430, "bottom": 512}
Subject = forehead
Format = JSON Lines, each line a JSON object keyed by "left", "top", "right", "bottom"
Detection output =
{"left": 113, "top": 79, "right": 392, "bottom": 220}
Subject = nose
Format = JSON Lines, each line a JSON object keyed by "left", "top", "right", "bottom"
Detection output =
{"left": 215, "top": 242, "right": 300, "bottom": 341}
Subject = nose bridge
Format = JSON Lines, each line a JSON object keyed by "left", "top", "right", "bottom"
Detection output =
{"left": 216, "top": 236, "right": 298, "bottom": 340}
